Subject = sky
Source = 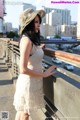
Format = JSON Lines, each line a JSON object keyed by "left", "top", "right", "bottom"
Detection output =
{"left": 4, "top": 0, "right": 79, "bottom": 28}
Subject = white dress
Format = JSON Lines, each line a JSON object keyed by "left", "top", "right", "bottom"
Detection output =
{"left": 13, "top": 44, "right": 45, "bottom": 114}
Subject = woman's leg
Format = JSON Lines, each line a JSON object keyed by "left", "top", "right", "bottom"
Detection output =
{"left": 15, "top": 111, "right": 29, "bottom": 120}
{"left": 15, "top": 111, "right": 20, "bottom": 120}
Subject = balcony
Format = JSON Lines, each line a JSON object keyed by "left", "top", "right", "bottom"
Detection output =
{"left": 0, "top": 38, "right": 80, "bottom": 120}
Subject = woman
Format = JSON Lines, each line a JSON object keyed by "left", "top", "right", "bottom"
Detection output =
{"left": 13, "top": 8, "right": 56, "bottom": 120}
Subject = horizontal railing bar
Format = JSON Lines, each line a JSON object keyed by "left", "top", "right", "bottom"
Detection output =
{"left": 55, "top": 72, "right": 80, "bottom": 89}
{"left": 41, "top": 40, "right": 80, "bottom": 44}
{"left": 10, "top": 40, "right": 19, "bottom": 46}
{"left": 55, "top": 56, "right": 80, "bottom": 68}
{"left": 43, "top": 48, "right": 80, "bottom": 63}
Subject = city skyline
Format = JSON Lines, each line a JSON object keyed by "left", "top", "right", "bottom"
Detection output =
{"left": 4, "top": 0, "right": 78, "bottom": 28}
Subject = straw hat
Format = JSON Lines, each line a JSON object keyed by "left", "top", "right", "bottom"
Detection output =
{"left": 19, "top": 8, "right": 46, "bottom": 35}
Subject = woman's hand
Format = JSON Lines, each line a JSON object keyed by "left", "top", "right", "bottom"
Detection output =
{"left": 40, "top": 44, "right": 46, "bottom": 49}
{"left": 21, "top": 112, "right": 29, "bottom": 120}
{"left": 15, "top": 111, "right": 29, "bottom": 120}
{"left": 43, "top": 66, "right": 56, "bottom": 78}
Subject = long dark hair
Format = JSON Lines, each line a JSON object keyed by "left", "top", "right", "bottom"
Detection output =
{"left": 21, "top": 14, "right": 42, "bottom": 45}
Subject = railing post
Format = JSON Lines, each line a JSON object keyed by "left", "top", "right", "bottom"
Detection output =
{"left": 5, "top": 40, "right": 10, "bottom": 63}
{"left": 2, "top": 40, "right": 6, "bottom": 61}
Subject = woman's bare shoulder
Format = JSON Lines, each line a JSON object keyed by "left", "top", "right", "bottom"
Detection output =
{"left": 20, "top": 35, "right": 32, "bottom": 47}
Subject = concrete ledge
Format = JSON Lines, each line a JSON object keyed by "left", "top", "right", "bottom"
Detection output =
{"left": 43, "top": 76, "right": 80, "bottom": 120}
{"left": 54, "top": 77, "right": 80, "bottom": 120}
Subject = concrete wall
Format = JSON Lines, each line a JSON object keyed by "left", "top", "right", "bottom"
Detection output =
{"left": 43, "top": 76, "right": 80, "bottom": 120}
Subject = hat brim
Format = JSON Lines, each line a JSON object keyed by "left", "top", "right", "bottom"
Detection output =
{"left": 19, "top": 9, "right": 45, "bottom": 35}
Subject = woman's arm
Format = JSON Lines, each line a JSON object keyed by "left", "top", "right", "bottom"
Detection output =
{"left": 19, "top": 36, "right": 56, "bottom": 78}
{"left": 40, "top": 44, "right": 46, "bottom": 49}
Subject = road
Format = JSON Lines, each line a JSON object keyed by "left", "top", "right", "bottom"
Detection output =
{"left": 43, "top": 55, "right": 80, "bottom": 76}
{"left": 43, "top": 55, "right": 80, "bottom": 89}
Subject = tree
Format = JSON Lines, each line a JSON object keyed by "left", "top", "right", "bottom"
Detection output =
{"left": 6, "top": 31, "right": 19, "bottom": 38}
{"left": 54, "top": 34, "right": 61, "bottom": 38}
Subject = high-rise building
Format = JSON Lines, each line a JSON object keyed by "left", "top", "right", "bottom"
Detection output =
{"left": 42, "top": 6, "right": 71, "bottom": 25}
{"left": 48, "top": 10, "right": 62, "bottom": 26}
{"left": 0, "top": 0, "right": 6, "bottom": 34}
{"left": 23, "top": 3, "right": 36, "bottom": 10}
{"left": 61, "top": 24, "right": 76, "bottom": 37}
{"left": 4, "top": 22, "right": 12, "bottom": 33}
{"left": 77, "top": 4, "right": 80, "bottom": 39}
